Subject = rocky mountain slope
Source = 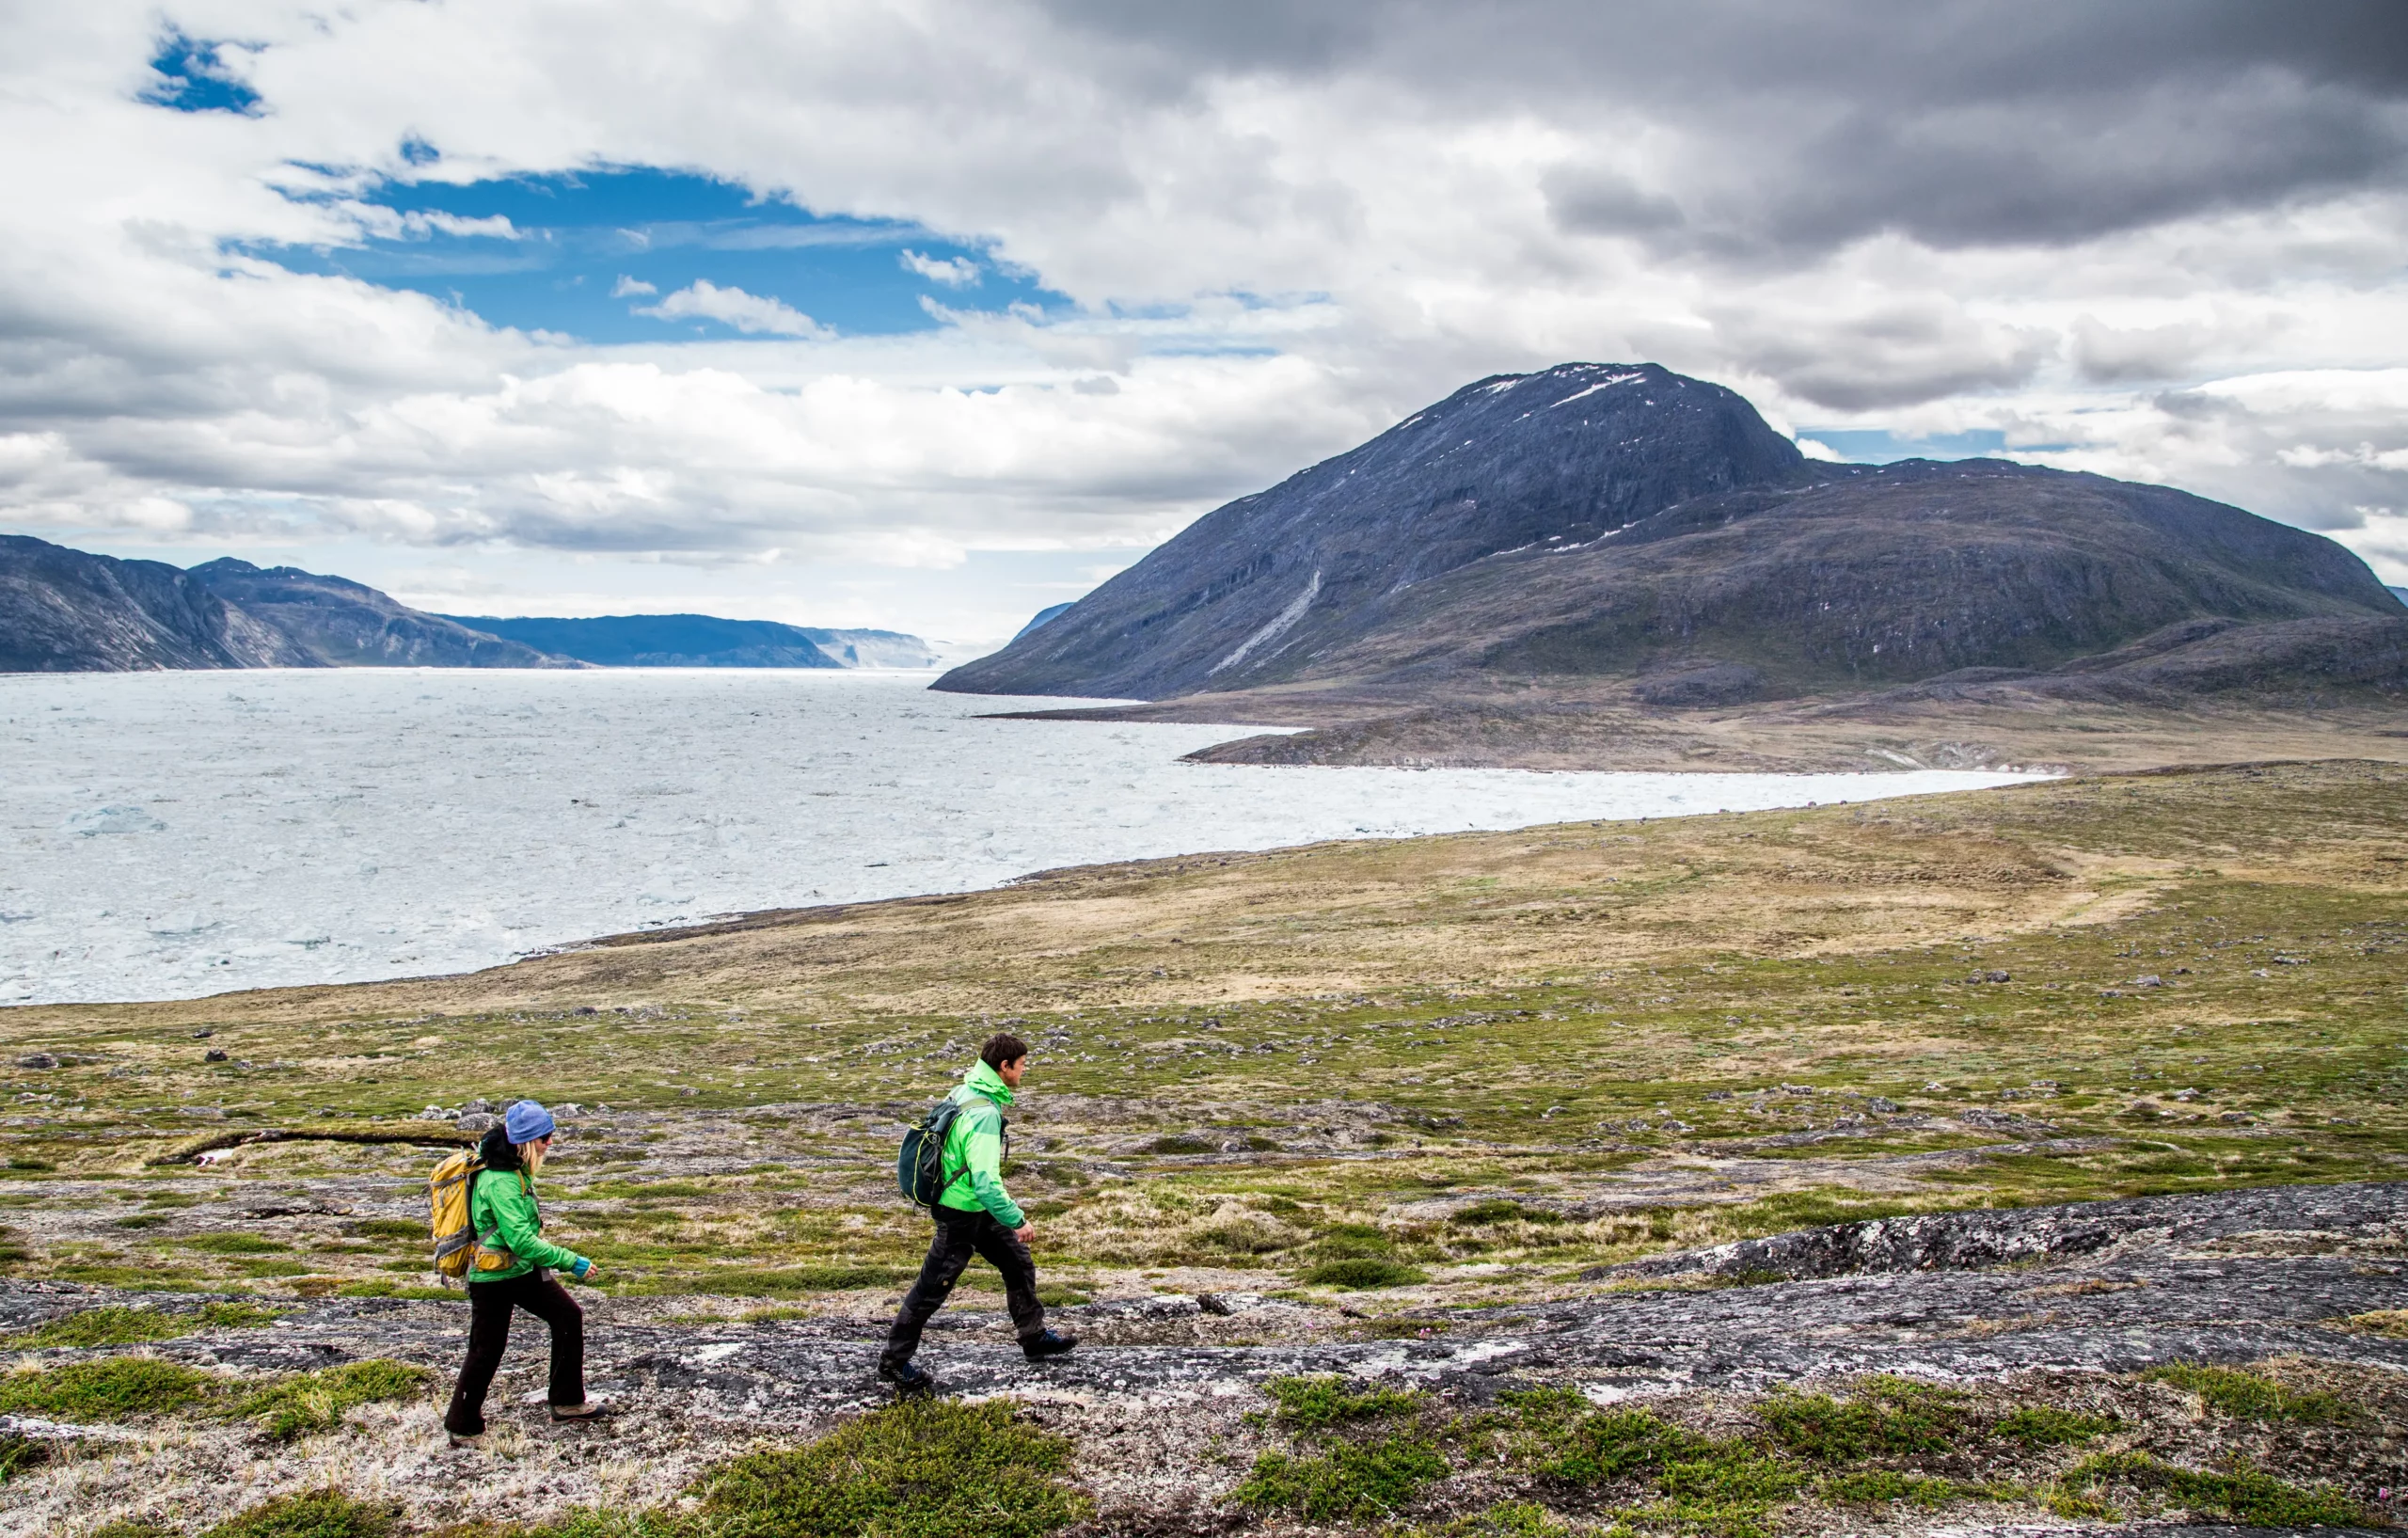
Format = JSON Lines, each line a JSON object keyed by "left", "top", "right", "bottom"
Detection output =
{"left": 0, "top": 536, "right": 308, "bottom": 672}
{"left": 940, "top": 363, "right": 1812, "bottom": 698}
{"left": 2, "top": 537, "right": 941, "bottom": 674}
{"left": 187, "top": 560, "right": 568, "bottom": 669}
{"left": 937, "top": 364, "right": 2401, "bottom": 705}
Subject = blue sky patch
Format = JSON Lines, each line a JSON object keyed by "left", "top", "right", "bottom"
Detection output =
{"left": 142, "top": 30, "right": 262, "bottom": 115}
{"left": 253, "top": 166, "right": 1066, "bottom": 342}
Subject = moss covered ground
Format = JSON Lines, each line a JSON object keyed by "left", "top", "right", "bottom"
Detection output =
{"left": 0, "top": 761, "right": 2403, "bottom": 1534}
{"left": 0, "top": 761, "right": 2399, "bottom": 1305}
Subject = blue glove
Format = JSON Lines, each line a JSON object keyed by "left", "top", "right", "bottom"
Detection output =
{"left": 571, "top": 1258, "right": 592, "bottom": 1279}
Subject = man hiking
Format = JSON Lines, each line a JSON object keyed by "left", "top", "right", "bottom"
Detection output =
{"left": 879, "top": 1031, "right": 1075, "bottom": 1395}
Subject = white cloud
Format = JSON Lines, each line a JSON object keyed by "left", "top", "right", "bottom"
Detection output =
{"left": 0, "top": 0, "right": 2404, "bottom": 628}
{"left": 899, "top": 248, "right": 980, "bottom": 287}
{"left": 635, "top": 279, "right": 831, "bottom": 338}
{"left": 610, "top": 274, "right": 657, "bottom": 297}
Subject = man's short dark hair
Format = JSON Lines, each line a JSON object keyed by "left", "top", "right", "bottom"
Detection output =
{"left": 980, "top": 1032, "right": 1030, "bottom": 1069}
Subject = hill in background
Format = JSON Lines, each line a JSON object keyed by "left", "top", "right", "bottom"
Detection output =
{"left": 942, "top": 362, "right": 2403, "bottom": 708}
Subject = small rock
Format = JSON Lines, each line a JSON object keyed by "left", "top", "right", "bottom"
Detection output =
{"left": 1985, "top": 970, "right": 2011, "bottom": 983}
{"left": 1196, "top": 1292, "right": 1266, "bottom": 1316}
{"left": 2134, "top": 975, "right": 2164, "bottom": 988}
{"left": 2098, "top": 989, "right": 2123, "bottom": 999}
{"left": 202, "top": 1049, "right": 229, "bottom": 1063}
{"left": 1780, "top": 1084, "right": 1814, "bottom": 1096}
{"left": 456, "top": 1113, "right": 499, "bottom": 1134}
{"left": 2250, "top": 968, "right": 2273, "bottom": 978}
{"left": 575, "top": 1007, "right": 599, "bottom": 1016}
{"left": 12, "top": 1054, "right": 57, "bottom": 1070}
{"left": 461, "top": 1098, "right": 492, "bottom": 1115}
{"left": 189, "top": 1029, "right": 214, "bottom": 1039}
{"left": 1703, "top": 1090, "right": 1733, "bottom": 1102}
{"left": 1866, "top": 1097, "right": 1899, "bottom": 1114}
{"left": 416, "top": 1106, "right": 448, "bottom": 1121}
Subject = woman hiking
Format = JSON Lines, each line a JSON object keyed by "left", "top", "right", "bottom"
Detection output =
{"left": 442, "top": 1100, "right": 609, "bottom": 1448}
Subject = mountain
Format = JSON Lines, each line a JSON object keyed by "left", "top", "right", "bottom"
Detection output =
{"left": 1015, "top": 602, "right": 1075, "bottom": 641}
{"left": 936, "top": 363, "right": 2402, "bottom": 703}
{"left": 187, "top": 561, "right": 570, "bottom": 669}
{"left": 798, "top": 627, "right": 943, "bottom": 668}
{"left": 940, "top": 363, "right": 1810, "bottom": 699}
{"left": 438, "top": 615, "right": 943, "bottom": 669}
{"left": 439, "top": 613, "right": 841, "bottom": 668}
{"left": 2390, "top": 585, "right": 2408, "bottom": 607}
{"left": 0, "top": 536, "right": 306, "bottom": 671}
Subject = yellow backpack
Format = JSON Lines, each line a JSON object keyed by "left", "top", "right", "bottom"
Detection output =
{"left": 428, "top": 1150, "right": 485, "bottom": 1279}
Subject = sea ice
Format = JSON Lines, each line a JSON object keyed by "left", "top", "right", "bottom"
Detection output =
{"left": 0, "top": 670, "right": 2043, "bottom": 1005}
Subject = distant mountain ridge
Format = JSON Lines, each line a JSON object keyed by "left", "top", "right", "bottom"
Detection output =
{"left": 437, "top": 613, "right": 841, "bottom": 669}
{"left": 938, "top": 362, "right": 2404, "bottom": 704}
{"left": 438, "top": 614, "right": 943, "bottom": 670}
{"left": 190, "top": 560, "right": 568, "bottom": 669}
{"left": 0, "top": 538, "right": 568, "bottom": 672}
{"left": 0, "top": 535, "right": 938, "bottom": 674}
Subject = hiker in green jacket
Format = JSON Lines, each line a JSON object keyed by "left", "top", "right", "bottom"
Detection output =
{"left": 442, "top": 1101, "right": 610, "bottom": 1447}
{"left": 879, "top": 1032, "right": 1076, "bottom": 1395}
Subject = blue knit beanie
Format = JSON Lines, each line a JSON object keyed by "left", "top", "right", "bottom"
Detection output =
{"left": 504, "top": 1100, "right": 557, "bottom": 1145}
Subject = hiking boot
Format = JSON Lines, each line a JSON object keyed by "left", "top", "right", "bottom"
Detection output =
{"left": 879, "top": 1358, "right": 939, "bottom": 1398}
{"left": 446, "top": 1430, "right": 486, "bottom": 1450}
{"left": 1022, "top": 1329, "right": 1078, "bottom": 1363}
{"left": 550, "top": 1401, "right": 614, "bottom": 1423}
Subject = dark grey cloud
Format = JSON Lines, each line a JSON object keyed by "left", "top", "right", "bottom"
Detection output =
{"left": 1038, "top": 0, "right": 2408, "bottom": 258}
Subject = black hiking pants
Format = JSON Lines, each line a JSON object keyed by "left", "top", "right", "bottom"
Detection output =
{"left": 444, "top": 1272, "right": 586, "bottom": 1435}
{"left": 881, "top": 1207, "right": 1046, "bottom": 1368}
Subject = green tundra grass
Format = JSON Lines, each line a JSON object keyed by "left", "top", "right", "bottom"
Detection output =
{"left": 0, "top": 760, "right": 2400, "bottom": 1305}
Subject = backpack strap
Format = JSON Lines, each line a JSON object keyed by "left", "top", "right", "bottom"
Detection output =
{"left": 938, "top": 1093, "right": 999, "bottom": 1196}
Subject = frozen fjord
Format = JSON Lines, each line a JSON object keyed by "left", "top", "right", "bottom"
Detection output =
{"left": 0, "top": 670, "right": 2038, "bottom": 1005}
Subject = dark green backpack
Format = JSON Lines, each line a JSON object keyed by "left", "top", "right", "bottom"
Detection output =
{"left": 896, "top": 1093, "right": 1003, "bottom": 1211}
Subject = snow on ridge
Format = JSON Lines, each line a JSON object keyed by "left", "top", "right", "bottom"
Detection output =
{"left": 1548, "top": 373, "right": 1645, "bottom": 409}
{"left": 1210, "top": 569, "right": 1322, "bottom": 674}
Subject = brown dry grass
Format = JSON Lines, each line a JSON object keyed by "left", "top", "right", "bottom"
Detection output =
{"left": 7, "top": 757, "right": 2394, "bottom": 1033}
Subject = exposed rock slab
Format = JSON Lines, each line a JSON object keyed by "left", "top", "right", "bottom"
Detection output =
{"left": 7, "top": 1182, "right": 2403, "bottom": 1427}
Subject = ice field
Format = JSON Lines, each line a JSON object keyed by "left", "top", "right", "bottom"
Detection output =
{"left": 0, "top": 670, "right": 2043, "bottom": 1005}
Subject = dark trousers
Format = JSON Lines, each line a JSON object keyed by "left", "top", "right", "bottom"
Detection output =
{"left": 882, "top": 1207, "right": 1046, "bottom": 1368}
{"left": 444, "top": 1273, "right": 586, "bottom": 1435}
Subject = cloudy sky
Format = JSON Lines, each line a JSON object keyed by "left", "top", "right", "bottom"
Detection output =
{"left": 6, "top": 2, "right": 2406, "bottom": 647}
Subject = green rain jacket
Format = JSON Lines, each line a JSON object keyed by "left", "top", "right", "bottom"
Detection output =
{"left": 467, "top": 1164, "right": 591, "bottom": 1284}
{"left": 935, "top": 1058, "right": 1023, "bottom": 1228}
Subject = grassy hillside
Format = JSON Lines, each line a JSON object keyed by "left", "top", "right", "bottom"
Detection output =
{"left": 0, "top": 761, "right": 2400, "bottom": 1304}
